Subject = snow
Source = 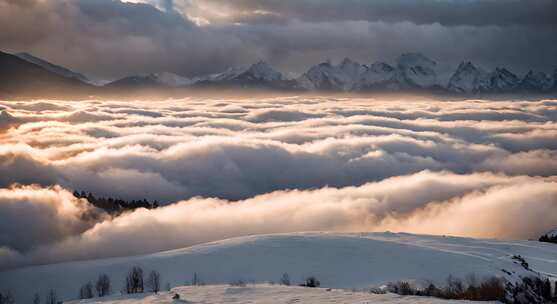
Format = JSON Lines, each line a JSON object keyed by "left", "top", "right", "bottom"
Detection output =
{"left": 447, "top": 62, "right": 525, "bottom": 93}
{"left": 299, "top": 53, "right": 440, "bottom": 91}
{"left": 489, "top": 68, "right": 519, "bottom": 92}
{"left": 201, "top": 62, "right": 284, "bottom": 83}
{"left": 151, "top": 72, "right": 192, "bottom": 87}
{"left": 67, "top": 284, "right": 495, "bottom": 304}
{"left": 297, "top": 61, "right": 356, "bottom": 91}
{"left": 519, "top": 71, "right": 553, "bottom": 91}
{"left": 395, "top": 53, "right": 438, "bottom": 88}
{"left": 1, "top": 232, "right": 556, "bottom": 303}
{"left": 396, "top": 53, "right": 436, "bottom": 70}
{"left": 359, "top": 62, "right": 397, "bottom": 88}
{"left": 447, "top": 61, "right": 490, "bottom": 93}
{"left": 239, "top": 61, "right": 284, "bottom": 82}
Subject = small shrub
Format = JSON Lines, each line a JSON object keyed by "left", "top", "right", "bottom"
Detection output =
{"left": 279, "top": 273, "right": 290, "bottom": 286}
{"left": 300, "top": 276, "right": 320, "bottom": 288}
{"left": 475, "top": 276, "right": 505, "bottom": 301}
{"left": 389, "top": 275, "right": 505, "bottom": 302}
{"left": 369, "top": 287, "right": 386, "bottom": 294}
{"left": 509, "top": 276, "right": 555, "bottom": 303}
{"left": 79, "top": 281, "right": 94, "bottom": 299}
{"left": 387, "top": 281, "right": 415, "bottom": 295}
{"left": 419, "top": 282, "right": 441, "bottom": 298}
{"left": 512, "top": 255, "right": 530, "bottom": 270}
{"left": 33, "top": 293, "right": 40, "bottom": 304}
{"left": 229, "top": 280, "right": 246, "bottom": 287}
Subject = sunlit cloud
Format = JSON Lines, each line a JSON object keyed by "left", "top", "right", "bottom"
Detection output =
{"left": 0, "top": 96, "right": 556, "bottom": 269}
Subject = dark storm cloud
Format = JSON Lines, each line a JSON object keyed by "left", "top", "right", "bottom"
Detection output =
{"left": 0, "top": 0, "right": 556, "bottom": 80}
{"left": 193, "top": 0, "right": 557, "bottom": 26}
{"left": 0, "top": 0, "right": 258, "bottom": 78}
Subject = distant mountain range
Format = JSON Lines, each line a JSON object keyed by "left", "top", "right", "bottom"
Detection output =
{"left": 14, "top": 52, "right": 90, "bottom": 83}
{"left": 1, "top": 50, "right": 556, "bottom": 98}
{"left": 0, "top": 51, "right": 94, "bottom": 99}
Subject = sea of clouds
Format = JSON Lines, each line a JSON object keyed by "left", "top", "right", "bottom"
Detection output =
{"left": 0, "top": 96, "right": 556, "bottom": 269}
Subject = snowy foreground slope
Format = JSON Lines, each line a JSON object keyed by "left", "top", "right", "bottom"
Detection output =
{"left": 67, "top": 284, "right": 494, "bottom": 304}
{"left": 2, "top": 232, "right": 557, "bottom": 303}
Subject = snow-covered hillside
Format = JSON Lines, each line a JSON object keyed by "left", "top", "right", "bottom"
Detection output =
{"left": 1, "top": 232, "right": 556, "bottom": 303}
{"left": 67, "top": 284, "right": 495, "bottom": 304}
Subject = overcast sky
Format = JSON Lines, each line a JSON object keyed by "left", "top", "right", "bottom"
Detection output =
{"left": 1, "top": 0, "right": 556, "bottom": 80}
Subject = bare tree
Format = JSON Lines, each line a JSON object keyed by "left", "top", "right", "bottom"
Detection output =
{"left": 45, "top": 289, "right": 57, "bottom": 304}
{"left": 79, "top": 281, "right": 94, "bottom": 299}
{"left": 279, "top": 273, "right": 290, "bottom": 286}
{"left": 146, "top": 270, "right": 161, "bottom": 294}
{"left": 0, "top": 292, "right": 15, "bottom": 304}
{"left": 125, "top": 266, "right": 144, "bottom": 294}
{"left": 33, "top": 293, "right": 40, "bottom": 304}
{"left": 96, "top": 274, "right": 111, "bottom": 297}
{"left": 191, "top": 272, "right": 202, "bottom": 286}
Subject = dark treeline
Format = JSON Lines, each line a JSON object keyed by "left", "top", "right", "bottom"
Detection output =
{"left": 27, "top": 267, "right": 556, "bottom": 304}
{"left": 387, "top": 274, "right": 557, "bottom": 304}
{"left": 539, "top": 233, "right": 557, "bottom": 245}
{"left": 77, "top": 267, "right": 162, "bottom": 300}
{"left": 73, "top": 191, "right": 159, "bottom": 215}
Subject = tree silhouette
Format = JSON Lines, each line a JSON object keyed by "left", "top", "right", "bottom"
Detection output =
{"left": 125, "top": 266, "right": 144, "bottom": 294}
{"left": 146, "top": 271, "right": 161, "bottom": 294}
{"left": 79, "top": 282, "right": 94, "bottom": 299}
{"left": 96, "top": 273, "right": 111, "bottom": 297}
{"left": 46, "top": 289, "right": 56, "bottom": 304}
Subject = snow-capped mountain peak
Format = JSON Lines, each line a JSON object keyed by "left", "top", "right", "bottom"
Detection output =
{"left": 489, "top": 67, "right": 519, "bottom": 92}
{"left": 519, "top": 70, "right": 552, "bottom": 92}
{"left": 201, "top": 61, "right": 284, "bottom": 84}
{"left": 396, "top": 53, "right": 438, "bottom": 88}
{"left": 359, "top": 62, "right": 397, "bottom": 90}
{"left": 397, "top": 52, "right": 436, "bottom": 69}
{"left": 447, "top": 61, "right": 490, "bottom": 93}
{"left": 151, "top": 72, "right": 193, "bottom": 87}
{"left": 297, "top": 59, "right": 358, "bottom": 91}
{"left": 367, "top": 62, "right": 396, "bottom": 73}
{"left": 338, "top": 58, "right": 365, "bottom": 76}
{"left": 239, "top": 61, "right": 284, "bottom": 82}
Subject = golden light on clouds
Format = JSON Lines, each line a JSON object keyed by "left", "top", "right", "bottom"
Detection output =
{"left": 0, "top": 96, "right": 556, "bottom": 269}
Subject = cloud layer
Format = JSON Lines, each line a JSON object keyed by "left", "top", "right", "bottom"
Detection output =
{"left": 0, "top": 96, "right": 556, "bottom": 269}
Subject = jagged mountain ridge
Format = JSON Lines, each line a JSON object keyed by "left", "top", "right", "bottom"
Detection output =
{"left": 296, "top": 53, "right": 442, "bottom": 92}
{"left": 14, "top": 52, "right": 90, "bottom": 83}
{"left": 0, "top": 51, "right": 94, "bottom": 99}
{"left": 105, "top": 72, "right": 193, "bottom": 89}
{"left": 447, "top": 62, "right": 554, "bottom": 94}
{"left": 192, "top": 61, "right": 298, "bottom": 90}
{"left": 3, "top": 50, "right": 557, "bottom": 95}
